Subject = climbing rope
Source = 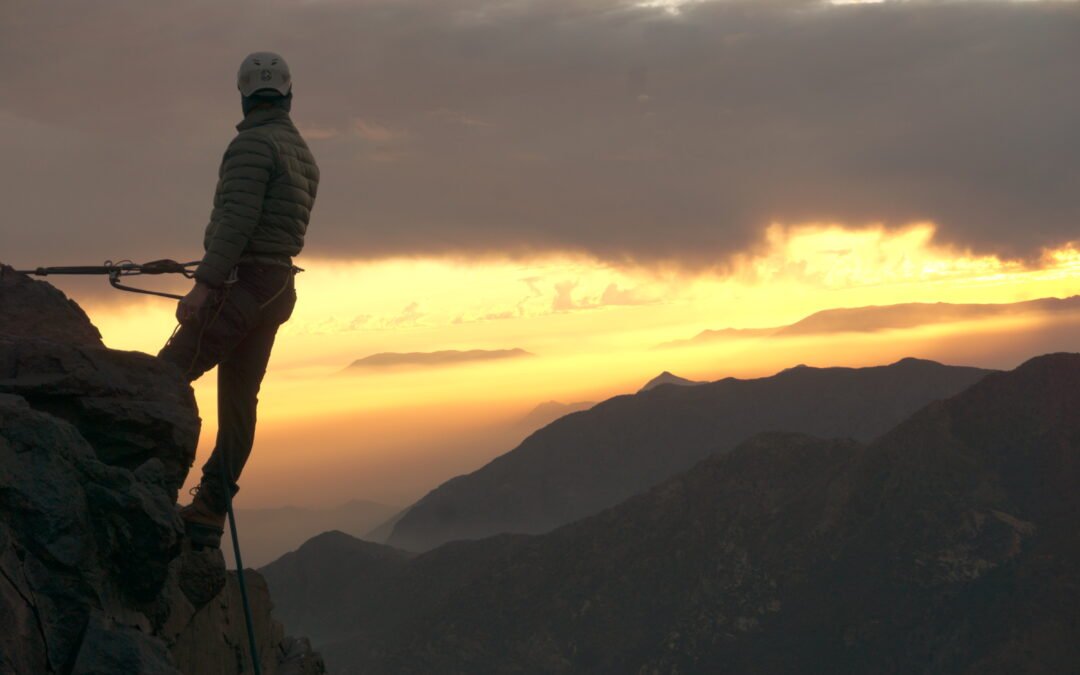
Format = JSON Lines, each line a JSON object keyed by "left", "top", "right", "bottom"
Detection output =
{"left": 222, "top": 471, "right": 263, "bottom": 675}
{"left": 172, "top": 275, "right": 265, "bottom": 675}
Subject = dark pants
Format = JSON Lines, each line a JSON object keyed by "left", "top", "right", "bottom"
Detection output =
{"left": 158, "top": 264, "right": 296, "bottom": 514}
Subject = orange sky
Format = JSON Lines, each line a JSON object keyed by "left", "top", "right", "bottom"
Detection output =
{"left": 59, "top": 222, "right": 1080, "bottom": 509}
{"left": 4, "top": 0, "right": 1079, "bottom": 526}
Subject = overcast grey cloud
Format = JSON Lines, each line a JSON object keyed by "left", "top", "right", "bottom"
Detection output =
{"left": 1, "top": 0, "right": 1077, "bottom": 271}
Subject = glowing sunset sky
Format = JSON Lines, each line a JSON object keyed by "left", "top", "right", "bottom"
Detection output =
{"left": 72, "top": 226, "right": 1080, "bottom": 506}
{"left": 3, "top": 0, "right": 1078, "bottom": 507}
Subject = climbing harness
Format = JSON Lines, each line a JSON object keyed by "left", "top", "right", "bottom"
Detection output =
{"left": 14, "top": 259, "right": 200, "bottom": 300}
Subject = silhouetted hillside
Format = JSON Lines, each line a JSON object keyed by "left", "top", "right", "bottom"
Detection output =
{"left": 265, "top": 353, "right": 1080, "bottom": 674}
{"left": 363, "top": 507, "right": 411, "bottom": 544}
{"left": 260, "top": 531, "right": 414, "bottom": 651}
{"left": 514, "top": 400, "right": 596, "bottom": 431}
{"left": 227, "top": 499, "right": 400, "bottom": 568}
{"left": 387, "top": 358, "right": 990, "bottom": 551}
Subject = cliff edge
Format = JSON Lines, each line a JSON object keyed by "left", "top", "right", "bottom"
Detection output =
{"left": 0, "top": 266, "right": 323, "bottom": 675}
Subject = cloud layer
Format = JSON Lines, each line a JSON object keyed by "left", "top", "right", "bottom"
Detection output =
{"left": 2, "top": 0, "right": 1078, "bottom": 270}
{"left": 347, "top": 348, "right": 533, "bottom": 370}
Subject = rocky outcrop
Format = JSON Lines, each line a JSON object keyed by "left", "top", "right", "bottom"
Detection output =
{"left": 0, "top": 266, "right": 323, "bottom": 675}
{"left": 168, "top": 561, "right": 325, "bottom": 675}
{"left": 266, "top": 353, "right": 1080, "bottom": 674}
{"left": 388, "top": 356, "right": 992, "bottom": 551}
{"left": 0, "top": 266, "right": 104, "bottom": 347}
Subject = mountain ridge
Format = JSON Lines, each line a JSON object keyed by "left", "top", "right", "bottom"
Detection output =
{"left": 387, "top": 356, "right": 992, "bottom": 551}
{"left": 265, "top": 352, "right": 1080, "bottom": 674}
{"left": 227, "top": 499, "right": 400, "bottom": 567}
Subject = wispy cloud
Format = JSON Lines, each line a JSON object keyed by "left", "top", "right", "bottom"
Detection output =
{"left": 297, "top": 126, "right": 341, "bottom": 141}
{"left": 600, "top": 283, "right": 658, "bottom": 307}
{"left": 553, "top": 280, "right": 659, "bottom": 312}
{"left": 353, "top": 119, "right": 410, "bottom": 144}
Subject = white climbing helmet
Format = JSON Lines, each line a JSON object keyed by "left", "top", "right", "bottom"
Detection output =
{"left": 236, "top": 51, "right": 292, "bottom": 97}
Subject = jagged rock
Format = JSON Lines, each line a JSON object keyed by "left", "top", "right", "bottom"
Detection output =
{"left": 177, "top": 543, "right": 228, "bottom": 610}
{"left": 71, "top": 612, "right": 179, "bottom": 675}
{"left": 0, "top": 336, "right": 200, "bottom": 500}
{"left": 0, "top": 261, "right": 198, "bottom": 500}
{"left": 170, "top": 571, "right": 326, "bottom": 675}
{"left": 0, "top": 270, "right": 323, "bottom": 675}
{"left": 0, "top": 393, "right": 144, "bottom": 673}
{"left": 0, "top": 513, "right": 50, "bottom": 675}
{"left": 277, "top": 636, "right": 326, "bottom": 675}
{"left": 0, "top": 265, "right": 103, "bottom": 347}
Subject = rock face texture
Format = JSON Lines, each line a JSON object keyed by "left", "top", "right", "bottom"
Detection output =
{"left": 388, "top": 357, "right": 992, "bottom": 551}
{"left": 266, "top": 353, "right": 1080, "bottom": 674}
{"left": 0, "top": 267, "right": 104, "bottom": 347}
{"left": 0, "top": 267, "right": 323, "bottom": 675}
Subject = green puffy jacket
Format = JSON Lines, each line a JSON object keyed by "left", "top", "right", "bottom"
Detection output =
{"left": 195, "top": 107, "right": 320, "bottom": 288}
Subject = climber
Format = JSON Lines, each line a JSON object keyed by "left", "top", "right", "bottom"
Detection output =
{"left": 158, "top": 52, "right": 320, "bottom": 547}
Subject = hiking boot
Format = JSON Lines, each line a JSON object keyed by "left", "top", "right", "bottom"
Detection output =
{"left": 180, "top": 485, "right": 226, "bottom": 549}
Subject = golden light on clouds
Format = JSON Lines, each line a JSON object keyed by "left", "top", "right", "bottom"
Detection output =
{"left": 742, "top": 223, "right": 1012, "bottom": 288}
{"left": 76, "top": 222, "right": 1080, "bottom": 506}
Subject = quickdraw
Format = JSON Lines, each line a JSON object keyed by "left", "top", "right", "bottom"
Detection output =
{"left": 15, "top": 259, "right": 200, "bottom": 300}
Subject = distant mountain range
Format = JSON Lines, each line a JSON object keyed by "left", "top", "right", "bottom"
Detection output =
{"left": 513, "top": 399, "right": 596, "bottom": 431}
{"left": 384, "top": 357, "right": 990, "bottom": 552}
{"left": 345, "top": 348, "right": 532, "bottom": 370}
{"left": 362, "top": 506, "right": 411, "bottom": 544}
{"left": 263, "top": 353, "right": 1080, "bottom": 673}
{"left": 660, "top": 295, "right": 1080, "bottom": 348}
{"left": 361, "top": 399, "right": 597, "bottom": 545}
{"left": 226, "top": 499, "right": 399, "bottom": 568}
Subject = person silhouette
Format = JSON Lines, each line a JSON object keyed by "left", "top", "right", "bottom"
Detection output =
{"left": 159, "top": 51, "right": 320, "bottom": 547}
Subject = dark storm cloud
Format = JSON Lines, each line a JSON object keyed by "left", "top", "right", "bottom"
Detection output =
{"left": 1, "top": 0, "right": 1078, "bottom": 273}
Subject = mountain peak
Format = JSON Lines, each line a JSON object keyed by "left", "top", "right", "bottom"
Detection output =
{"left": 292, "top": 529, "right": 413, "bottom": 562}
{"left": 889, "top": 356, "right": 943, "bottom": 367}
{"left": 639, "top": 371, "right": 706, "bottom": 392}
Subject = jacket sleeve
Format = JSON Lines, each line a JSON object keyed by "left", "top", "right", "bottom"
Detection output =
{"left": 195, "top": 133, "right": 276, "bottom": 287}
